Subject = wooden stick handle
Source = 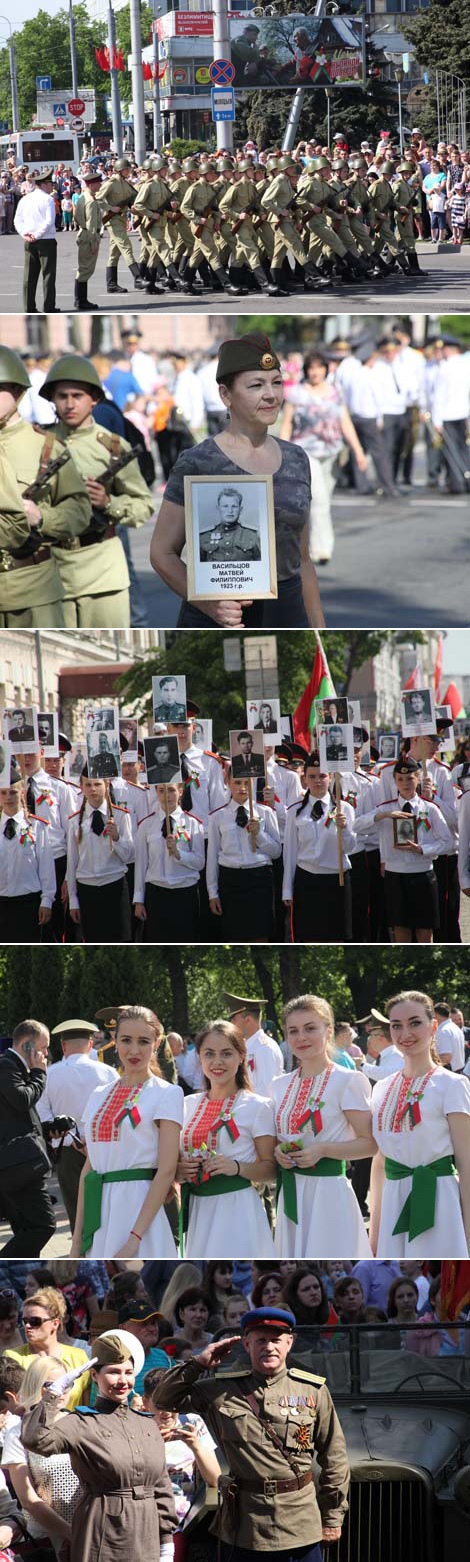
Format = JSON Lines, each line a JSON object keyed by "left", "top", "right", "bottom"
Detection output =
{"left": 164, "top": 784, "right": 171, "bottom": 837}
{"left": 247, "top": 777, "right": 256, "bottom": 852}
{"left": 420, "top": 735, "right": 428, "bottom": 782}
{"left": 335, "top": 771, "right": 344, "bottom": 888}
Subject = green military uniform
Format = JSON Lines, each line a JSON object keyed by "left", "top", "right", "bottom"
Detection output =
{"left": 391, "top": 163, "right": 421, "bottom": 273}
{"left": 0, "top": 349, "right": 90, "bottom": 627}
{"left": 296, "top": 159, "right": 349, "bottom": 270}
{"left": 330, "top": 160, "right": 374, "bottom": 259}
{"left": 219, "top": 165, "right": 274, "bottom": 294}
{"left": 40, "top": 354, "right": 154, "bottom": 628}
{"left": 180, "top": 176, "right": 239, "bottom": 293}
{"left": 134, "top": 162, "right": 155, "bottom": 278}
{"left": 74, "top": 173, "right": 103, "bottom": 310}
{"left": 96, "top": 159, "right": 145, "bottom": 293}
{"left": 166, "top": 162, "right": 193, "bottom": 270}
{"left": 199, "top": 520, "right": 262, "bottom": 562}
{"left": 0, "top": 453, "right": 34, "bottom": 556}
{"left": 89, "top": 747, "right": 119, "bottom": 777}
{"left": 133, "top": 163, "right": 171, "bottom": 293}
{"left": 259, "top": 160, "right": 307, "bottom": 289}
{"left": 153, "top": 701, "right": 187, "bottom": 722}
{"left": 367, "top": 165, "right": 406, "bottom": 265}
{"left": 153, "top": 1356, "right": 349, "bottom": 1549}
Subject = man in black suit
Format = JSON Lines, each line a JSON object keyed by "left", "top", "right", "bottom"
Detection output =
{"left": 0, "top": 1019, "right": 56, "bottom": 1256}
{"left": 231, "top": 731, "right": 266, "bottom": 779}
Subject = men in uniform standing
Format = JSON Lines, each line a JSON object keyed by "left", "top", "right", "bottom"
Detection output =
{"left": 153, "top": 1306, "right": 350, "bottom": 1559}
{"left": 37, "top": 1018, "right": 118, "bottom": 1232}
{"left": 74, "top": 169, "right": 104, "bottom": 312}
{"left": 96, "top": 156, "right": 146, "bottom": 294}
{"left": 14, "top": 168, "right": 58, "bottom": 314}
{"left": 0, "top": 348, "right": 90, "bottom": 628}
{"left": 390, "top": 161, "right": 422, "bottom": 275}
{"left": 40, "top": 353, "right": 155, "bottom": 627}
{"left": 224, "top": 993, "right": 284, "bottom": 1092}
{"left": 133, "top": 157, "right": 182, "bottom": 297}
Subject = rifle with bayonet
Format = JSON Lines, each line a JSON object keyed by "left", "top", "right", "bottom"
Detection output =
{"left": 8, "top": 449, "right": 72, "bottom": 560}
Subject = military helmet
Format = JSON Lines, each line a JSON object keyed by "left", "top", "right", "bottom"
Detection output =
{"left": 115, "top": 157, "right": 132, "bottom": 172}
{"left": 237, "top": 158, "right": 254, "bottom": 173}
{"left": 308, "top": 155, "right": 330, "bottom": 171}
{"left": 40, "top": 354, "right": 105, "bottom": 404}
{"left": 331, "top": 158, "right": 346, "bottom": 172}
{"left": 182, "top": 157, "right": 196, "bottom": 172}
{"left": 266, "top": 155, "right": 280, "bottom": 171}
{"left": 151, "top": 155, "right": 167, "bottom": 172}
{"left": 277, "top": 155, "right": 295, "bottom": 171}
{"left": 0, "top": 346, "right": 31, "bottom": 392}
{"left": 167, "top": 158, "right": 181, "bottom": 170}
{"left": 142, "top": 158, "right": 152, "bottom": 172}
{"left": 397, "top": 161, "right": 415, "bottom": 175}
{"left": 217, "top": 159, "right": 234, "bottom": 172}
{"left": 381, "top": 161, "right": 396, "bottom": 177}
{"left": 349, "top": 157, "right": 366, "bottom": 171}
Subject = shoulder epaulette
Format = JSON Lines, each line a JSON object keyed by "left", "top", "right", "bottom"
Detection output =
{"left": 69, "top": 808, "right": 82, "bottom": 818}
{"left": 209, "top": 802, "right": 228, "bottom": 815}
{"left": 203, "top": 749, "right": 217, "bottom": 762}
{"left": 287, "top": 798, "right": 300, "bottom": 811}
{"left": 74, "top": 1406, "right": 97, "bottom": 1415}
{"left": 189, "top": 814, "right": 204, "bottom": 825}
{"left": 111, "top": 802, "right": 128, "bottom": 812}
{"left": 213, "top": 1366, "right": 251, "bottom": 1379}
{"left": 289, "top": 1367, "right": 325, "bottom": 1385}
{"left": 30, "top": 813, "right": 49, "bottom": 825}
{"left": 96, "top": 429, "right": 122, "bottom": 454}
{"left": 138, "top": 812, "right": 155, "bottom": 826}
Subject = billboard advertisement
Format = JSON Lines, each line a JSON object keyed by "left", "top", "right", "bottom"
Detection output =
{"left": 229, "top": 15, "right": 365, "bottom": 89}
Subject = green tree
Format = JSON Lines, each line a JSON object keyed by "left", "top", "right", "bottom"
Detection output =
{"left": 3, "top": 949, "right": 33, "bottom": 1033}
{"left": 0, "top": 3, "right": 153, "bottom": 132}
{"left": 402, "top": 0, "right": 470, "bottom": 95}
{"left": 30, "top": 948, "right": 67, "bottom": 1040}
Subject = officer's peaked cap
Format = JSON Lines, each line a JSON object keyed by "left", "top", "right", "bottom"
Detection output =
{"left": 241, "top": 1307, "right": 296, "bottom": 1334}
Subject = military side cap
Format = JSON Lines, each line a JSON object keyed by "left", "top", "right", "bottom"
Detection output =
{"left": 224, "top": 991, "right": 266, "bottom": 1017}
{"left": 51, "top": 1018, "right": 99, "bottom": 1038}
{"left": 241, "top": 1307, "right": 296, "bottom": 1333}
{"left": 216, "top": 332, "right": 281, "bottom": 383}
{"left": 94, "top": 1328, "right": 145, "bottom": 1375}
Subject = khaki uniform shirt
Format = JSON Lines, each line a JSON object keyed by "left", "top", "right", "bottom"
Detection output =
{"left": 153, "top": 1358, "right": 350, "bottom": 1548}
{"left": 0, "top": 419, "right": 90, "bottom": 610}
{"left": 260, "top": 173, "right": 295, "bottom": 216}
{"left": 75, "top": 191, "right": 102, "bottom": 238}
{"left": 0, "top": 451, "right": 34, "bottom": 553}
{"left": 97, "top": 174, "right": 137, "bottom": 217}
{"left": 133, "top": 175, "right": 172, "bottom": 226}
{"left": 180, "top": 178, "right": 217, "bottom": 223}
{"left": 50, "top": 421, "right": 154, "bottom": 600}
{"left": 199, "top": 521, "right": 261, "bottom": 562}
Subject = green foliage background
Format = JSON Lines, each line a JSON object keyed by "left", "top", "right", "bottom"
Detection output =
{"left": 0, "top": 4, "right": 153, "bottom": 130}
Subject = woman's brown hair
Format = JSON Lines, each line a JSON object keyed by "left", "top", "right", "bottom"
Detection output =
{"left": 386, "top": 990, "right": 440, "bottom": 1064}
{"left": 195, "top": 1020, "right": 252, "bottom": 1092}
{"left": 116, "top": 1006, "right": 162, "bottom": 1077}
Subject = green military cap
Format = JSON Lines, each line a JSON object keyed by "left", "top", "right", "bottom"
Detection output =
{"left": 33, "top": 166, "right": 55, "bottom": 183}
{"left": 308, "top": 156, "right": 330, "bottom": 171}
{"left": 41, "top": 353, "right": 105, "bottom": 403}
{"left": 95, "top": 1005, "right": 125, "bottom": 1027}
{"left": 82, "top": 169, "right": 102, "bottom": 184}
{"left": 0, "top": 347, "right": 31, "bottom": 391}
{"left": 51, "top": 1018, "right": 100, "bottom": 1038}
{"left": 151, "top": 155, "right": 167, "bottom": 172}
{"left": 216, "top": 330, "right": 281, "bottom": 383}
{"left": 397, "top": 161, "right": 415, "bottom": 175}
{"left": 224, "top": 991, "right": 267, "bottom": 1019}
{"left": 182, "top": 157, "right": 196, "bottom": 172}
{"left": 115, "top": 157, "right": 132, "bottom": 172}
{"left": 380, "top": 161, "right": 396, "bottom": 177}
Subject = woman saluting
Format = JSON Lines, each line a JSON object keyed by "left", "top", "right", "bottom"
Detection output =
{"left": 150, "top": 332, "right": 325, "bottom": 630}
{"left": 370, "top": 989, "right": 470, "bottom": 1257}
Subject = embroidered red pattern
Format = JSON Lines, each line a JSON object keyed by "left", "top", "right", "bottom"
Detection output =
{"left": 91, "top": 1082, "right": 141, "bottom": 1143}
{"left": 376, "top": 1070, "right": 435, "bottom": 1135}
{"left": 275, "top": 1066, "right": 334, "bottom": 1136}
{"left": 183, "top": 1093, "right": 239, "bottom": 1152}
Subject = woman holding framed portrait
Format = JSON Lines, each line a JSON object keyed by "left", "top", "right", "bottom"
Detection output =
{"left": 150, "top": 332, "right": 325, "bottom": 629}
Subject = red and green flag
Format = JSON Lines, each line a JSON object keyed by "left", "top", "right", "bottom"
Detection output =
{"left": 441, "top": 682, "right": 466, "bottom": 721}
{"left": 293, "top": 634, "right": 336, "bottom": 751}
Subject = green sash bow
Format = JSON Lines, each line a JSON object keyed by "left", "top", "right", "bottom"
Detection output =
{"left": 82, "top": 1166, "right": 155, "bottom": 1255}
{"left": 179, "top": 1172, "right": 251, "bottom": 1254}
{"left": 278, "top": 1159, "right": 346, "bottom": 1226}
{"left": 385, "top": 1155, "right": 456, "bottom": 1243}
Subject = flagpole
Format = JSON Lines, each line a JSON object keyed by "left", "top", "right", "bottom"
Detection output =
{"left": 108, "top": 0, "right": 123, "bottom": 158}
{"left": 314, "top": 628, "right": 336, "bottom": 697}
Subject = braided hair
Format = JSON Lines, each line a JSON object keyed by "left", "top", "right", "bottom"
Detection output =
{"left": 77, "top": 769, "right": 114, "bottom": 843}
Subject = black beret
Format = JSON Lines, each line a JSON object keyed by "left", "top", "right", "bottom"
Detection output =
{"left": 216, "top": 332, "right": 281, "bottom": 383}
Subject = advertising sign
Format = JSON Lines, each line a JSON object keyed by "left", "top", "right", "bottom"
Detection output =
{"left": 229, "top": 14, "right": 365, "bottom": 89}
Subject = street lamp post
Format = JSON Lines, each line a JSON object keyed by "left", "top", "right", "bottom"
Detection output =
{"left": 69, "top": 0, "right": 79, "bottom": 99}
{"left": 0, "top": 16, "right": 19, "bottom": 133}
{"left": 152, "top": 4, "right": 163, "bottom": 154}
{"left": 213, "top": 0, "right": 233, "bottom": 152}
{"left": 394, "top": 64, "right": 404, "bottom": 154}
{"left": 325, "top": 85, "right": 334, "bottom": 148}
{"left": 129, "top": 0, "right": 146, "bottom": 166}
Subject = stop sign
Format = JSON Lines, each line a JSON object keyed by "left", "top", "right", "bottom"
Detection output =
{"left": 68, "top": 97, "right": 85, "bottom": 117}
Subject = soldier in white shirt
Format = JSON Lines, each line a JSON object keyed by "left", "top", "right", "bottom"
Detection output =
{"left": 356, "top": 755, "right": 453, "bottom": 942}
{"left": 134, "top": 781, "right": 205, "bottom": 941}
{"left": 283, "top": 751, "right": 356, "bottom": 943}
{"left": 0, "top": 758, "right": 56, "bottom": 943}
{"left": 258, "top": 742, "right": 304, "bottom": 938}
{"left": 390, "top": 326, "right": 426, "bottom": 486}
{"left": 223, "top": 992, "right": 284, "bottom": 1092}
{"left": 333, "top": 729, "right": 381, "bottom": 942}
{"left": 207, "top": 772, "right": 281, "bottom": 941}
{"left": 429, "top": 334, "right": 470, "bottom": 494}
{"left": 370, "top": 338, "right": 411, "bottom": 483}
{"left": 37, "top": 1017, "right": 118, "bottom": 1229}
{"left": 111, "top": 739, "right": 151, "bottom": 939}
{"left": 14, "top": 168, "right": 58, "bottom": 313}
{"left": 336, "top": 339, "right": 399, "bottom": 497}
{"left": 166, "top": 705, "right": 228, "bottom": 936}
{"left": 434, "top": 1003, "right": 466, "bottom": 1071}
{"left": 458, "top": 791, "right": 470, "bottom": 899}
{"left": 22, "top": 747, "right": 76, "bottom": 943}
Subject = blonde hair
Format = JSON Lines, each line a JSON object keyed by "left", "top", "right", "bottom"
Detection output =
{"left": 282, "top": 994, "right": 334, "bottom": 1034}
{"left": 21, "top": 1355, "right": 64, "bottom": 1410}
{"left": 25, "top": 1287, "right": 67, "bottom": 1325}
{"left": 159, "top": 1263, "right": 202, "bottom": 1327}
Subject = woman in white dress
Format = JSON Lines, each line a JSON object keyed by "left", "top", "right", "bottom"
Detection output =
{"left": 177, "top": 1019, "right": 276, "bottom": 1258}
{"left": 370, "top": 989, "right": 470, "bottom": 1258}
{"left": 71, "top": 1005, "right": 183, "bottom": 1260}
{"left": 272, "top": 994, "right": 374, "bottom": 1259}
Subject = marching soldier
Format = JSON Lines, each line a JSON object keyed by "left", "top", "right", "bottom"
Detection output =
{"left": 96, "top": 156, "right": 146, "bottom": 294}
{"left": 40, "top": 354, "right": 155, "bottom": 627}
{"left": 366, "top": 161, "right": 409, "bottom": 273}
{"left": 219, "top": 160, "right": 278, "bottom": 295}
{"left": 74, "top": 169, "right": 104, "bottom": 311}
{"left": 296, "top": 156, "right": 351, "bottom": 283}
{"left": 0, "top": 348, "right": 90, "bottom": 628}
{"left": 260, "top": 155, "right": 309, "bottom": 295}
{"left": 391, "top": 161, "right": 423, "bottom": 274}
{"left": 329, "top": 158, "right": 378, "bottom": 272}
{"left": 133, "top": 156, "right": 184, "bottom": 296}
{"left": 180, "top": 165, "right": 241, "bottom": 295}
{"left": 152, "top": 1306, "right": 350, "bottom": 1558}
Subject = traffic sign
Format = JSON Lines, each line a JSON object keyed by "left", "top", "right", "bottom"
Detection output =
{"left": 53, "top": 102, "right": 67, "bottom": 117}
{"left": 209, "top": 58, "right": 235, "bottom": 86}
{"left": 36, "top": 75, "right": 51, "bottom": 91}
{"left": 211, "top": 86, "right": 235, "bottom": 122}
{"left": 68, "top": 97, "right": 86, "bottom": 117}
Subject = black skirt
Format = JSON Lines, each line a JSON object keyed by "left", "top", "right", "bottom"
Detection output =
{"left": 0, "top": 892, "right": 41, "bottom": 943}
{"left": 143, "top": 881, "right": 200, "bottom": 942}
{"left": 218, "top": 863, "right": 274, "bottom": 940}
{"left": 178, "top": 574, "right": 309, "bottom": 629}
{"left": 77, "top": 876, "right": 131, "bottom": 943}
{"left": 292, "top": 865, "right": 352, "bottom": 943}
{"left": 384, "top": 869, "right": 440, "bottom": 931}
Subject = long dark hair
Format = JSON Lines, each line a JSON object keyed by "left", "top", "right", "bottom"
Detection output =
{"left": 195, "top": 1020, "right": 252, "bottom": 1093}
{"left": 282, "top": 1266, "right": 330, "bottom": 1325}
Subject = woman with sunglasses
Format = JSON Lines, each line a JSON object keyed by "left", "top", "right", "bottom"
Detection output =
{"left": 71, "top": 1006, "right": 183, "bottom": 1261}
{"left": 4, "top": 1287, "right": 89, "bottom": 1411}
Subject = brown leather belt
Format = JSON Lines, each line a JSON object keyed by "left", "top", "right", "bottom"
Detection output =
{"left": 55, "top": 524, "right": 116, "bottom": 550}
{"left": 2, "top": 544, "right": 52, "bottom": 572}
{"left": 234, "top": 1471, "right": 313, "bottom": 1496}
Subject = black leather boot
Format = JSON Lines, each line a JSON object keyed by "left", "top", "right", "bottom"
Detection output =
{"left": 106, "top": 266, "right": 127, "bottom": 294}
{"left": 130, "top": 261, "right": 147, "bottom": 289}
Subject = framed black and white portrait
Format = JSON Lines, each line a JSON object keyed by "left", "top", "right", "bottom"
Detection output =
{"left": 314, "top": 696, "right": 348, "bottom": 728}
{"left": 86, "top": 707, "right": 121, "bottom": 779}
{"left": 193, "top": 718, "right": 213, "bottom": 751}
{"left": 152, "top": 674, "right": 187, "bottom": 726}
{"left": 393, "top": 812, "right": 418, "bottom": 849}
{"left": 3, "top": 706, "right": 39, "bottom": 754}
{"left": 37, "top": 712, "right": 59, "bottom": 756}
{"left": 0, "top": 739, "right": 12, "bottom": 788}
{"left": 64, "top": 742, "right": 88, "bottom": 783}
{"left": 119, "top": 716, "right": 139, "bottom": 759}
{"left": 246, "top": 698, "right": 282, "bottom": 744}
{"left": 230, "top": 728, "right": 266, "bottom": 780}
{"left": 184, "top": 474, "right": 277, "bottom": 602}
{"left": 318, "top": 722, "right": 355, "bottom": 774}
{"left": 378, "top": 732, "right": 400, "bottom": 762}
{"left": 143, "top": 735, "right": 182, "bottom": 787}
{"left": 400, "top": 687, "right": 436, "bottom": 738}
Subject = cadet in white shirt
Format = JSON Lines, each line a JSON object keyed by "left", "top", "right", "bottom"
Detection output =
{"left": 166, "top": 705, "right": 226, "bottom": 938}
{"left": 66, "top": 770, "right": 134, "bottom": 943}
{"left": 22, "top": 747, "right": 76, "bottom": 942}
{"left": 259, "top": 742, "right": 305, "bottom": 939}
{"left": 356, "top": 755, "right": 453, "bottom": 942}
{"left": 111, "top": 741, "right": 151, "bottom": 940}
{"left": 379, "top": 724, "right": 460, "bottom": 941}
{"left": 207, "top": 771, "right": 281, "bottom": 941}
{"left": 429, "top": 335, "right": 470, "bottom": 494}
{"left": 283, "top": 751, "right": 356, "bottom": 944}
{"left": 134, "top": 781, "right": 205, "bottom": 941}
{"left": 223, "top": 992, "right": 285, "bottom": 1092}
{"left": 14, "top": 168, "right": 58, "bottom": 314}
{"left": 458, "top": 791, "right": 470, "bottom": 897}
{"left": 370, "top": 338, "right": 410, "bottom": 483}
{"left": 37, "top": 1017, "right": 118, "bottom": 1230}
{"left": 434, "top": 1004, "right": 466, "bottom": 1072}
{"left": 336, "top": 341, "right": 399, "bottom": 496}
{"left": 334, "top": 730, "right": 381, "bottom": 942}
{"left": 0, "top": 759, "right": 56, "bottom": 942}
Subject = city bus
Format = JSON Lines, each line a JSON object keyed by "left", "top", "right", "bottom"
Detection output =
{"left": 0, "top": 127, "right": 81, "bottom": 172}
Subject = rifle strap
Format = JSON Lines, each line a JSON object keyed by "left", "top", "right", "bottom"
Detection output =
{"left": 97, "top": 430, "right": 121, "bottom": 459}
{"left": 241, "top": 1391, "right": 305, "bottom": 1480}
{"left": 36, "top": 431, "right": 56, "bottom": 482}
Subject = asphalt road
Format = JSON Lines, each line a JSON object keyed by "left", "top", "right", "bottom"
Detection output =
{"left": 134, "top": 467, "right": 470, "bottom": 630}
{"left": 2, "top": 231, "right": 470, "bottom": 313}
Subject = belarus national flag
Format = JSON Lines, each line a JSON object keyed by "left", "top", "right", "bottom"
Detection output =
{"left": 293, "top": 634, "right": 335, "bottom": 751}
{"left": 439, "top": 1261, "right": 470, "bottom": 1321}
{"left": 441, "top": 682, "right": 466, "bottom": 720}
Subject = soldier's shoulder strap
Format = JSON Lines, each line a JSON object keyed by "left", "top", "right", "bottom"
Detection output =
{"left": 96, "top": 429, "right": 123, "bottom": 458}
{"left": 213, "top": 1366, "right": 252, "bottom": 1380}
{"left": 29, "top": 812, "right": 50, "bottom": 825}
{"left": 32, "top": 427, "right": 62, "bottom": 464}
{"left": 289, "top": 1367, "right": 326, "bottom": 1386}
